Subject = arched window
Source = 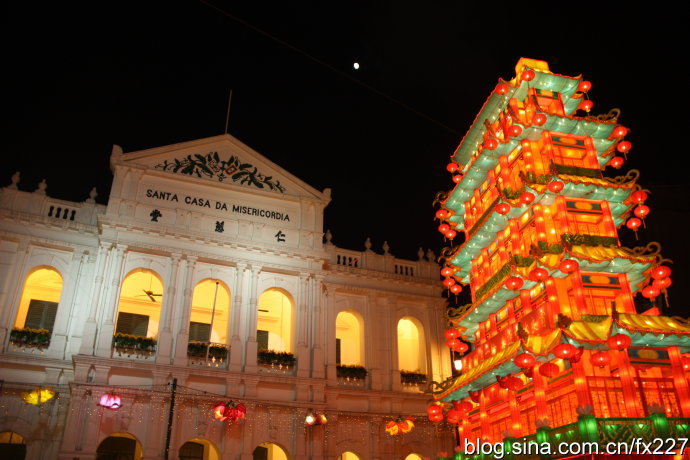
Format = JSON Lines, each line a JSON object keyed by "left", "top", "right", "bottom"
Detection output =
{"left": 189, "top": 280, "right": 231, "bottom": 343}
{"left": 397, "top": 317, "right": 426, "bottom": 373}
{"left": 405, "top": 455, "right": 423, "bottom": 460}
{"left": 335, "top": 310, "right": 364, "bottom": 366}
{"left": 179, "top": 439, "right": 219, "bottom": 460}
{"left": 338, "top": 452, "right": 361, "bottom": 460}
{"left": 96, "top": 433, "right": 142, "bottom": 460}
{"left": 253, "top": 442, "right": 288, "bottom": 460}
{"left": 257, "top": 289, "right": 293, "bottom": 353}
{"left": 0, "top": 431, "right": 26, "bottom": 460}
{"left": 114, "top": 269, "right": 163, "bottom": 338}
{"left": 14, "top": 267, "right": 63, "bottom": 334}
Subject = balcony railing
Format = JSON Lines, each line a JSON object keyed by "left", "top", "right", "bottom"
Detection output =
{"left": 111, "top": 333, "right": 156, "bottom": 361}
{"left": 8, "top": 328, "right": 51, "bottom": 354}
{"left": 187, "top": 342, "right": 229, "bottom": 369}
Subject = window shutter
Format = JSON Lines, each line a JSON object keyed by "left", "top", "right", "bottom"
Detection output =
{"left": 257, "top": 330, "right": 269, "bottom": 351}
{"left": 179, "top": 441, "right": 204, "bottom": 460}
{"left": 189, "top": 322, "right": 211, "bottom": 342}
{"left": 336, "top": 338, "right": 341, "bottom": 365}
{"left": 25, "top": 300, "right": 58, "bottom": 331}
{"left": 253, "top": 446, "right": 268, "bottom": 460}
{"left": 116, "top": 312, "right": 149, "bottom": 336}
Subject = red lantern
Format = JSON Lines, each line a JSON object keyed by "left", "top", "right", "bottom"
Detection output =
{"left": 552, "top": 343, "right": 577, "bottom": 359}
{"left": 507, "top": 125, "right": 523, "bottom": 137}
{"left": 495, "top": 203, "right": 511, "bottom": 215}
{"left": 617, "top": 140, "right": 632, "bottom": 153}
{"left": 609, "top": 156, "right": 624, "bottom": 169}
{"left": 577, "top": 80, "right": 592, "bottom": 92}
{"left": 521, "top": 69, "right": 536, "bottom": 81}
{"left": 453, "top": 174, "right": 463, "bottom": 183}
{"left": 446, "top": 162, "right": 460, "bottom": 173}
{"left": 529, "top": 268, "right": 549, "bottom": 282}
{"left": 446, "top": 338, "right": 460, "bottom": 349}
{"left": 532, "top": 113, "right": 547, "bottom": 126}
{"left": 445, "top": 229, "right": 457, "bottom": 240}
{"left": 558, "top": 259, "right": 579, "bottom": 273}
{"left": 444, "top": 328, "right": 460, "bottom": 339}
{"left": 681, "top": 356, "right": 690, "bottom": 371}
{"left": 548, "top": 181, "right": 564, "bottom": 193}
{"left": 514, "top": 353, "right": 536, "bottom": 368}
{"left": 504, "top": 276, "right": 524, "bottom": 290}
{"left": 504, "top": 376, "right": 523, "bottom": 391}
{"left": 450, "top": 284, "right": 463, "bottom": 295}
{"left": 495, "top": 83, "right": 510, "bottom": 95}
{"left": 651, "top": 266, "right": 671, "bottom": 279}
{"left": 458, "top": 401, "right": 473, "bottom": 412}
{"left": 578, "top": 100, "right": 593, "bottom": 112}
{"left": 98, "top": 393, "right": 122, "bottom": 410}
{"left": 607, "top": 334, "right": 632, "bottom": 351}
{"left": 626, "top": 217, "right": 641, "bottom": 230}
{"left": 443, "top": 277, "right": 456, "bottom": 288}
{"left": 213, "top": 401, "right": 246, "bottom": 422}
{"left": 435, "top": 209, "right": 448, "bottom": 220}
{"left": 630, "top": 190, "right": 648, "bottom": 204}
{"left": 213, "top": 402, "right": 228, "bottom": 421}
{"left": 468, "top": 390, "right": 481, "bottom": 403}
{"left": 429, "top": 412, "right": 444, "bottom": 423}
{"left": 446, "top": 408, "right": 462, "bottom": 424}
{"left": 634, "top": 205, "right": 650, "bottom": 218}
{"left": 438, "top": 224, "right": 450, "bottom": 234}
{"left": 484, "top": 138, "right": 498, "bottom": 150}
{"left": 642, "top": 285, "right": 660, "bottom": 299}
{"left": 569, "top": 346, "right": 585, "bottom": 364}
{"left": 539, "top": 362, "right": 559, "bottom": 377}
{"left": 591, "top": 351, "right": 610, "bottom": 368}
{"left": 653, "top": 277, "right": 672, "bottom": 290}
{"left": 519, "top": 192, "right": 535, "bottom": 205}
{"left": 427, "top": 404, "right": 443, "bottom": 416}
{"left": 454, "top": 341, "right": 469, "bottom": 353}
{"left": 612, "top": 126, "right": 628, "bottom": 138}
{"left": 441, "top": 267, "right": 454, "bottom": 277}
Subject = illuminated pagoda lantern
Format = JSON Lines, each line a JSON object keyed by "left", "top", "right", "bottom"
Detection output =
{"left": 431, "top": 58, "right": 690, "bottom": 457}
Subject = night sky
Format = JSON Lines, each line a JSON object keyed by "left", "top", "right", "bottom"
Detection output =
{"left": 2, "top": 2, "right": 689, "bottom": 314}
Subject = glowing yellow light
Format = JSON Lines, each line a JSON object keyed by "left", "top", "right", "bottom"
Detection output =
{"left": 21, "top": 388, "right": 55, "bottom": 405}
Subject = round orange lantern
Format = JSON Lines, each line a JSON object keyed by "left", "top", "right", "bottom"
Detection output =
{"left": 507, "top": 125, "right": 522, "bottom": 137}
{"left": 454, "top": 341, "right": 469, "bottom": 353}
{"left": 630, "top": 190, "right": 648, "bottom": 204}
{"left": 453, "top": 174, "right": 463, "bottom": 183}
{"left": 607, "top": 334, "right": 632, "bottom": 351}
{"left": 552, "top": 343, "right": 577, "bottom": 359}
{"left": 578, "top": 80, "right": 592, "bottom": 92}
{"left": 591, "top": 351, "right": 610, "bottom": 368}
{"left": 438, "top": 224, "right": 450, "bottom": 234}
{"left": 548, "top": 181, "right": 564, "bottom": 193}
{"left": 504, "top": 276, "right": 524, "bottom": 290}
{"left": 450, "top": 284, "right": 463, "bottom": 295}
{"left": 435, "top": 209, "right": 448, "bottom": 219}
{"left": 441, "top": 267, "right": 454, "bottom": 277}
{"left": 445, "top": 229, "right": 457, "bottom": 240}
{"left": 484, "top": 138, "right": 498, "bottom": 150}
{"left": 626, "top": 218, "right": 641, "bottom": 230}
{"left": 444, "top": 328, "right": 460, "bottom": 340}
{"left": 578, "top": 100, "right": 593, "bottom": 112}
{"left": 429, "top": 412, "right": 444, "bottom": 423}
{"left": 495, "top": 83, "right": 510, "bottom": 95}
{"left": 634, "top": 205, "right": 650, "bottom": 218}
{"left": 446, "top": 162, "right": 460, "bottom": 173}
{"left": 458, "top": 401, "right": 473, "bottom": 412}
{"left": 609, "top": 156, "right": 624, "bottom": 169}
{"left": 533, "top": 113, "right": 547, "bottom": 126}
{"left": 682, "top": 357, "right": 690, "bottom": 371}
{"left": 529, "top": 268, "right": 549, "bottom": 282}
{"left": 514, "top": 353, "right": 536, "bottom": 368}
{"left": 521, "top": 69, "right": 535, "bottom": 81}
{"left": 653, "top": 277, "right": 672, "bottom": 290}
{"left": 427, "top": 404, "right": 443, "bottom": 416}
{"left": 446, "top": 407, "right": 462, "bottom": 424}
{"left": 495, "top": 203, "right": 511, "bottom": 215}
{"left": 642, "top": 285, "right": 660, "bottom": 299}
{"left": 443, "top": 277, "right": 456, "bottom": 288}
{"left": 539, "top": 362, "right": 559, "bottom": 377}
{"left": 617, "top": 140, "right": 632, "bottom": 153}
{"left": 651, "top": 266, "right": 671, "bottom": 280}
{"left": 446, "top": 338, "right": 460, "bottom": 349}
{"left": 504, "top": 376, "right": 523, "bottom": 391}
{"left": 519, "top": 192, "right": 535, "bottom": 205}
{"left": 559, "top": 259, "right": 579, "bottom": 273}
{"left": 612, "top": 126, "right": 628, "bottom": 138}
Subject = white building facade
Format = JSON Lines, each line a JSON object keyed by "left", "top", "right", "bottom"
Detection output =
{"left": 0, "top": 135, "right": 453, "bottom": 460}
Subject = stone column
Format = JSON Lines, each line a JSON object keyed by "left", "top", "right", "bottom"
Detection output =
{"left": 325, "top": 285, "right": 338, "bottom": 383}
{"left": 51, "top": 250, "right": 89, "bottom": 359}
{"left": 0, "top": 240, "right": 30, "bottom": 347}
{"left": 79, "top": 242, "right": 111, "bottom": 355}
{"left": 387, "top": 297, "right": 402, "bottom": 391}
{"left": 157, "top": 253, "right": 182, "bottom": 363}
{"left": 229, "top": 263, "right": 245, "bottom": 372}
{"left": 173, "top": 256, "right": 197, "bottom": 366}
{"left": 366, "top": 294, "right": 382, "bottom": 390}
{"left": 296, "top": 273, "right": 310, "bottom": 378}
{"left": 244, "top": 265, "right": 261, "bottom": 373}
{"left": 311, "top": 275, "right": 325, "bottom": 379}
{"left": 95, "top": 244, "right": 127, "bottom": 357}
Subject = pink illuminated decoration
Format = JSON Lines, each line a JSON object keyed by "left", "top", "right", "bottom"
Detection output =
{"left": 98, "top": 392, "right": 122, "bottom": 411}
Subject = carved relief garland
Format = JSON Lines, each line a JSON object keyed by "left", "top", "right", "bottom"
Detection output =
{"left": 155, "top": 151, "right": 285, "bottom": 193}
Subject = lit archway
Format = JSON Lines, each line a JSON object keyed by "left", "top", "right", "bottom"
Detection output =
{"left": 338, "top": 452, "right": 361, "bottom": 460}
{"left": 179, "top": 438, "right": 219, "bottom": 460}
{"left": 189, "top": 280, "right": 231, "bottom": 344}
{"left": 335, "top": 310, "right": 364, "bottom": 366}
{"left": 253, "top": 442, "right": 288, "bottom": 460}
{"left": 0, "top": 431, "right": 26, "bottom": 460}
{"left": 14, "top": 267, "right": 63, "bottom": 335}
{"left": 397, "top": 317, "right": 426, "bottom": 373}
{"left": 257, "top": 289, "right": 293, "bottom": 352}
{"left": 405, "top": 454, "right": 423, "bottom": 460}
{"left": 115, "top": 269, "right": 163, "bottom": 338}
{"left": 96, "top": 433, "right": 142, "bottom": 460}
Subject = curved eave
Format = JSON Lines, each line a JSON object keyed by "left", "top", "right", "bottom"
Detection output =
{"left": 557, "top": 178, "right": 634, "bottom": 226}
{"left": 567, "top": 245, "right": 654, "bottom": 292}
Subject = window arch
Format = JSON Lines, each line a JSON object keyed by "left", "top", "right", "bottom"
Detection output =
{"left": 96, "top": 433, "right": 142, "bottom": 460}
{"left": 114, "top": 269, "right": 163, "bottom": 338}
{"left": 397, "top": 316, "right": 427, "bottom": 373}
{"left": 338, "top": 452, "right": 361, "bottom": 460}
{"left": 0, "top": 431, "right": 26, "bottom": 460}
{"left": 257, "top": 289, "right": 293, "bottom": 353}
{"left": 405, "top": 455, "right": 423, "bottom": 460}
{"left": 14, "top": 266, "right": 63, "bottom": 336}
{"left": 335, "top": 310, "right": 364, "bottom": 366}
{"left": 189, "top": 279, "right": 231, "bottom": 344}
{"left": 179, "top": 438, "right": 219, "bottom": 460}
{"left": 253, "top": 442, "right": 288, "bottom": 460}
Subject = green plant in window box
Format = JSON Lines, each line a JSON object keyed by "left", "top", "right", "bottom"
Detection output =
{"left": 400, "top": 370, "right": 428, "bottom": 385}
{"left": 187, "top": 342, "right": 228, "bottom": 360}
{"left": 257, "top": 349, "right": 296, "bottom": 367}
{"left": 336, "top": 364, "right": 368, "bottom": 380}
{"left": 112, "top": 333, "right": 157, "bottom": 355}
{"left": 10, "top": 327, "right": 51, "bottom": 348}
